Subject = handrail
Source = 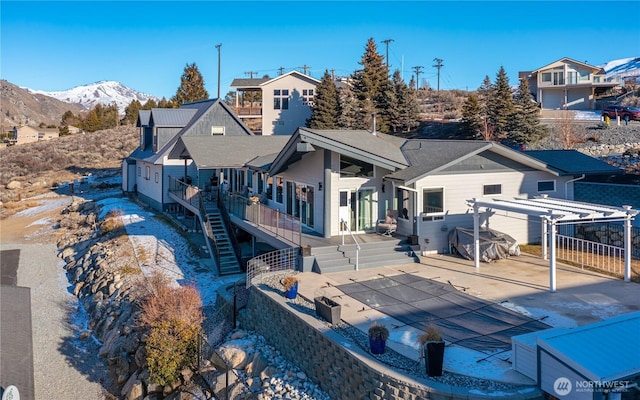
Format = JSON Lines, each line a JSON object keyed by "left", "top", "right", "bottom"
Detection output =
{"left": 340, "top": 218, "right": 361, "bottom": 271}
{"left": 215, "top": 187, "right": 243, "bottom": 267}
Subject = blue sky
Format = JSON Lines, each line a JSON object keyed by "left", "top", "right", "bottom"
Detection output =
{"left": 2, "top": 1, "right": 639, "bottom": 99}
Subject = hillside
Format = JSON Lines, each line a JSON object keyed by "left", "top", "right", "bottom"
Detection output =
{"left": 0, "top": 125, "right": 138, "bottom": 207}
{"left": 1, "top": 80, "right": 85, "bottom": 128}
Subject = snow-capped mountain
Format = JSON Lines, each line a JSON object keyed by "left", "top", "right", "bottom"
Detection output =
{"left": 26, "top": 80, "right": 159, "bottom": 114}
{"left": 601, "top": 57, "right": 640, "bottom": 81}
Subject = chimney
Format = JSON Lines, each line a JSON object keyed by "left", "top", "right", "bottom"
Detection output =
{"left": 371, "top": 113, "right": 376, "bottom": 136}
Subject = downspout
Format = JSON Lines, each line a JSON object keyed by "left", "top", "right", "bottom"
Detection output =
{"left": 564, "top": 174, "right": 585, "bottom": 199}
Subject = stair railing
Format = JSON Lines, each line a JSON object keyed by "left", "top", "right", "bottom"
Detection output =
{"left": 340, "top": 219, "right": 360, "bottom": 271}
{"left": 216, "top": 188, "right": 243, "bottom": 268}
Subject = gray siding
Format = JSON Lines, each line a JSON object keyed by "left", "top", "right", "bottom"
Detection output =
{"left": 185, "top": 106, "right": 251, "bottom": 136}
{"left": 156, "top": 127, "right": 182, "bottom": 151}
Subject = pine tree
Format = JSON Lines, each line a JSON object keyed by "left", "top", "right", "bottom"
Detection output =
{"left": 461, "top": 93, "right": 483, "bottom": 137}
{"left": 123, "top": 100, "right": 142, "bottom": 125}
{"left": 351, "top": 38, "right": 387, "bottom": 130}
{"left": 172, "top": 63, "right": 209, "bottom": 106}
{"left": 488, "top": 66, "right": 515, "bottom": 137}
{"left": 510, "top": 78, "right": 547, "bottom": 145}
{"left": 398, "top": 72, "right": 420, "bottom": 132}
{"left": 142, "top": 98, "right": 158, "bottom": 109}
{"left": 338, "top": 82, "right": 358, "bottom": 129}
{"left": 307, "top": 70, "right": 341, "bottom": 129}
{"left": 157, "top": 97, "right": 176, "bottom": 108}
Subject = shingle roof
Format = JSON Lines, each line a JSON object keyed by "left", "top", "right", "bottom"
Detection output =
{"left": 173, "top": 136, "right": 290, "bottom": 168}
{"left": 230, "top": 78, "right": 270, "bottom": 88}
{"left": 386, "top": 140, "right": 494, "bottom": 182}
{"left": 525, "top": 150, "right": 623, "bottom": 175}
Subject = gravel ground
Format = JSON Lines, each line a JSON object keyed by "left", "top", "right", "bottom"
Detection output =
{"left": 0, "top": 197, "right": 111, "bottom": 400}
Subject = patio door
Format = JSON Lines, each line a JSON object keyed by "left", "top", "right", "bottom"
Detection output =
{"left": 339, "top": 188, "right": 375, "bottom": 233}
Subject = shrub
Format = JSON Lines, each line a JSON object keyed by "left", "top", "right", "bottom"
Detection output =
{"left": 281, "top": 276, "right": 298, "bottom": 290}
{"left": 418, "top": 325, "right": 443, "bottom": 343}
{"left": 368, "top": 322, "right": 389, "bottom": 341}
{"left": 139, "top": 272, "right": 204, "bottom": 387}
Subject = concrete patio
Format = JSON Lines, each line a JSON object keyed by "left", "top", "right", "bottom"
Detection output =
{"left": 290, "top": 252, "right": 640, "bottom": 385}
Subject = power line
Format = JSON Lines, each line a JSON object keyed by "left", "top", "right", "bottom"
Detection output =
{"left": 381, "top": 39, "right": 394, "bottom": 77}
{"left": 412, "top": 66, "right": 424, "bottom": 90}
{"left": 433, "top": 58, "right": 444, "bottom": 92}
{"left": 298, "top": 64, "right": 312, "bottom": 75}
{"left": 244, "top": 71, "right": 259, "bottom": 79}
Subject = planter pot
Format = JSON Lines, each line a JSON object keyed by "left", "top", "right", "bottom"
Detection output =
{"left": 314, "top": 296, "right": 341, "bottom": 324}
{"left": 284, "top": 282, "right": 298, "bottom": 299}
{"left": 424, "top": 341, "right": 445, "bottom": 377}
{"left": 369, "top": 337, "right": 386, "bottom": 354}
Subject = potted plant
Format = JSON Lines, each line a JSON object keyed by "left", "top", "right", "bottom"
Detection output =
{"left": 418, "top": 325, "right": 445, "bottom": 377}
{"left": 281, "top": 276, "right": 298, "bottom": 299}
{"left": 314, "top": 296, "right": 341, "bottom": 325}
{"left": 368, "top": 322, "right": 389, "bottom": 355}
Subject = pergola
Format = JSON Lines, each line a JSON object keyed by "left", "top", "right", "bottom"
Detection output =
{"left": 468, "top": 196, "right": 638, "bottom": 292}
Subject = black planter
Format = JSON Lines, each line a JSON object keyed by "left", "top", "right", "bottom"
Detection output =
{"left": 369, "top": 337, "right": 386, "bottom": 354}
{"left": 314, "top": 296, "right": 341, "bottom": 325}
{"left": 424, "top": 341, "right": 445, "bottom": 377}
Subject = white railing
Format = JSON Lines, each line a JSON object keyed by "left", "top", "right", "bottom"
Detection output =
{"left": 340, "top": 219, "right": 361, "bottom": 271}
{"left": 556, "top": 234, "right": 625, "bottom": 276}
{"left": 246, "top": 247, "right": 298, "bottom": 288}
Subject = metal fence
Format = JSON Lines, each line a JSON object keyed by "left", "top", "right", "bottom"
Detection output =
{"left": 558, "top": 222, "right": 640, "bottom": 259}
{"left": 246, "top": 247, "right": 299, "bottom": 288}
{"left": 225, "top": 194, "right": 302, "bottom": 247}
{"left": 555, "top": 234, "right": 626, "bottom": 276}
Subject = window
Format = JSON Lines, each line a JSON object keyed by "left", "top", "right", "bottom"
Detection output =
{"left": 257, "top": 172, "right": 264, "bottom": 194}
{"left": 483, "top": 184, "right": 502, "bottom": 195}
{"left": 579, "top": 70, "right": 590, "bottom": 81}
{"left": 340, "top": 155, "right": 374, "bottom": 178}
{"left": 137, "top": 167, "right": 141, "bottom": 177}
{"left": 211, "top": 126, "right": 225, "bottom": 135}
{"left": 541, "top": 72, "right": 552, "bottom": 83}
{"left": 422, "top": 188, "right": 444, "bottom": 214}
{"left": 538, "top": 180, "right": 556, "bottom": 192}
{"left": 273, "top": 89, "right": 289, "bottom": 110}
{"left": 567, "top": 71, "right": 578, "bottom": 85}
{"left": 553, "top": 71, "right": 564, "bottom": 85}
{"left": 155, "top": 172, "right": 159, "bottom": 183}
{"left": 247, "top": 170, "right": 253, "bottom": 189}
{"left": 266, "top": 176, "right": 273, "bottom": 199}
{"left": 302, "top": 89, "right": 314, "bottom": 106}
{"left": 145, "top": 166, "right": 151, "bottom": 180}
{"left": 275, "top": 177, "right": 283, "bottom": 203}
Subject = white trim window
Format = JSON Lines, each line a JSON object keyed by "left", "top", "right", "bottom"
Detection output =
{"left": 422, "top": 187, "right": 445, "bottom": 221}
{"left": 537, "top": 180, "right": 556, "bottom": 192}
{"left": 483, "top": 184, "right": 502, "bottom": 196}
{"left": 273, "top": 89, "right": 289, "bottom": 110}
{"left": 145, "top": 166, "right": 151, "bottom": 180}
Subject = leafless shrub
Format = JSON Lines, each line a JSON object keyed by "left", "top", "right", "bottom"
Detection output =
{"left": 555, "top": 110, "right": 585, "bottom": 149}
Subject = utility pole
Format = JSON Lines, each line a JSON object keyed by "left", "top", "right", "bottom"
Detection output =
{"left": 381, "top": 39, "right": 394, "bottom": 77}
{"left": 215, "top": 43, "right": 221, "bottom": 99}
{"left": 278, "top": 66, "right": 285, "bottom": 76}
{"left": 244, "top": 71, "right": 258, "bottom": 78}
{"left": 412, "top": 66, "right": 424, "bottom": 90}
{"left": 433, "top": 58, "right": 444, "bottom": 92}
{"left": 298, "top": 64, "right": 311, "bottom": 75}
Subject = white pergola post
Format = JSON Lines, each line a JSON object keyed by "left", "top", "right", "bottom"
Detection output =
{"left": 549, "top": 217, "right": 557, "bottom": 293}
{"left": 623, "top": 206, "right": 633, "bottom": 282}
{"left": 541, "top": 217, "right": 548, "bottom": 260}
{"left": 473, "top": 200, "right": 480, "bottom": 270}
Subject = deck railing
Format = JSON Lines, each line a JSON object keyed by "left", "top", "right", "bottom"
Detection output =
{"left": 340, "top": 218, "right": 361, "bottom": 270}
{"left": 225, "top": 193, "right": 302, "bottom": 247}
{"left": 246, "top": 247, "right": 299, "bottom": 288}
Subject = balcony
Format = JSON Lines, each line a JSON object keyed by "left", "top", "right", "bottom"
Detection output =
{"left": 235, "top": 107, "right": 262, "bottom": 117}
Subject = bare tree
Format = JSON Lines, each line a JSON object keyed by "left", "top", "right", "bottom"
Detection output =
{"left": 556, "top": 110, "right": 583, "bottom": 149}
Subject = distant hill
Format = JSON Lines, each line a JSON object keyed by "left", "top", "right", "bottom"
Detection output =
{"left": 601, "top": 57, "right": 640, "bottom": 82}
{"left": 0, "top": 80, "right": 86, "bottom": 129}
{"left": 26, "top": 80, "right": 160, "bottom": 115}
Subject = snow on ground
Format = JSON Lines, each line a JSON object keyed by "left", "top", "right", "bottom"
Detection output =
{"left": 96, "top": 197, "right": 233, "bottom": 307}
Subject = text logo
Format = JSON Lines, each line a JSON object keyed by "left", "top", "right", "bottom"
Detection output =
{"left": 554, "top": 377, "right": 572, "bottom": 396}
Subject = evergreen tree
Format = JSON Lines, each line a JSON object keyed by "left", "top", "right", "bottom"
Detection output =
{"left": 157, "top": 97, "right": 176, "bottom": 108}
{"left": 61, "top": 110, "right": 80, "bottom": 127}
{"left": 123, "top": 99, "right": 142, "bottom": 125}
{"left": 488, "top": 66, "right": 515, "bottom": 137}
{"left": 397, "top": 71, "right": 420, "bottom": 132}
{"left": 172, "top": 63, "right": 209, "bottom": 106}
{"left": 307, "top": 70, "right": 341, "bottom": 129}
{"left": 375, "top": 77, "right": 394, "bottom": 133}
{"left": 142, "top": 98, "right": 158, "bottom": 109}
{"left": 351, "top": 38, "right": 387, "bottom": 130}
{"left": 510, "top": 78, "right": 547, "bottom": 145}
{"left": 461, "top": 93, "right": 483, "bottom": 137}
{"left": 337, "top": 81, "right": 358, "bottom": 129}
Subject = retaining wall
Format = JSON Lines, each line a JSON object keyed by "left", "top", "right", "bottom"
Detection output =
{"left": 239, "top": 287, "right": 543, "bottom": 400}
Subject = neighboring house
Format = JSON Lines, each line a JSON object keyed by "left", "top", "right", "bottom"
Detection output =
{"left": 121, "top": 99, "right": 254, "bottom": 211}
{"left": 230, "top": 71, "right": 320, "bottom": 136}
{"left": 10, "top": 125, "right": 59, "bottom": 145}
{"left": 520, "top": 58, "right": 619, "bottom": 110}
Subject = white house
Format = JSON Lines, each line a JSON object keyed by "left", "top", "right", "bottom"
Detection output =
{"left": 230, "top": 71, "right": 320, "bottom": 136}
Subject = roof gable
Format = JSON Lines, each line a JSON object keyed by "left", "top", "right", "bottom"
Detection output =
{"left": 532, "top": 57, "right": 602, "bottom": 74}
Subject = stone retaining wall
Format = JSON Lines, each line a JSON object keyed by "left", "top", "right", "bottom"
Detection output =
{"left": 239, "top": 288, "right": 542, "bottom": 400}
{"left": 575, "top": 182, "right": 640, "bottom": 211}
